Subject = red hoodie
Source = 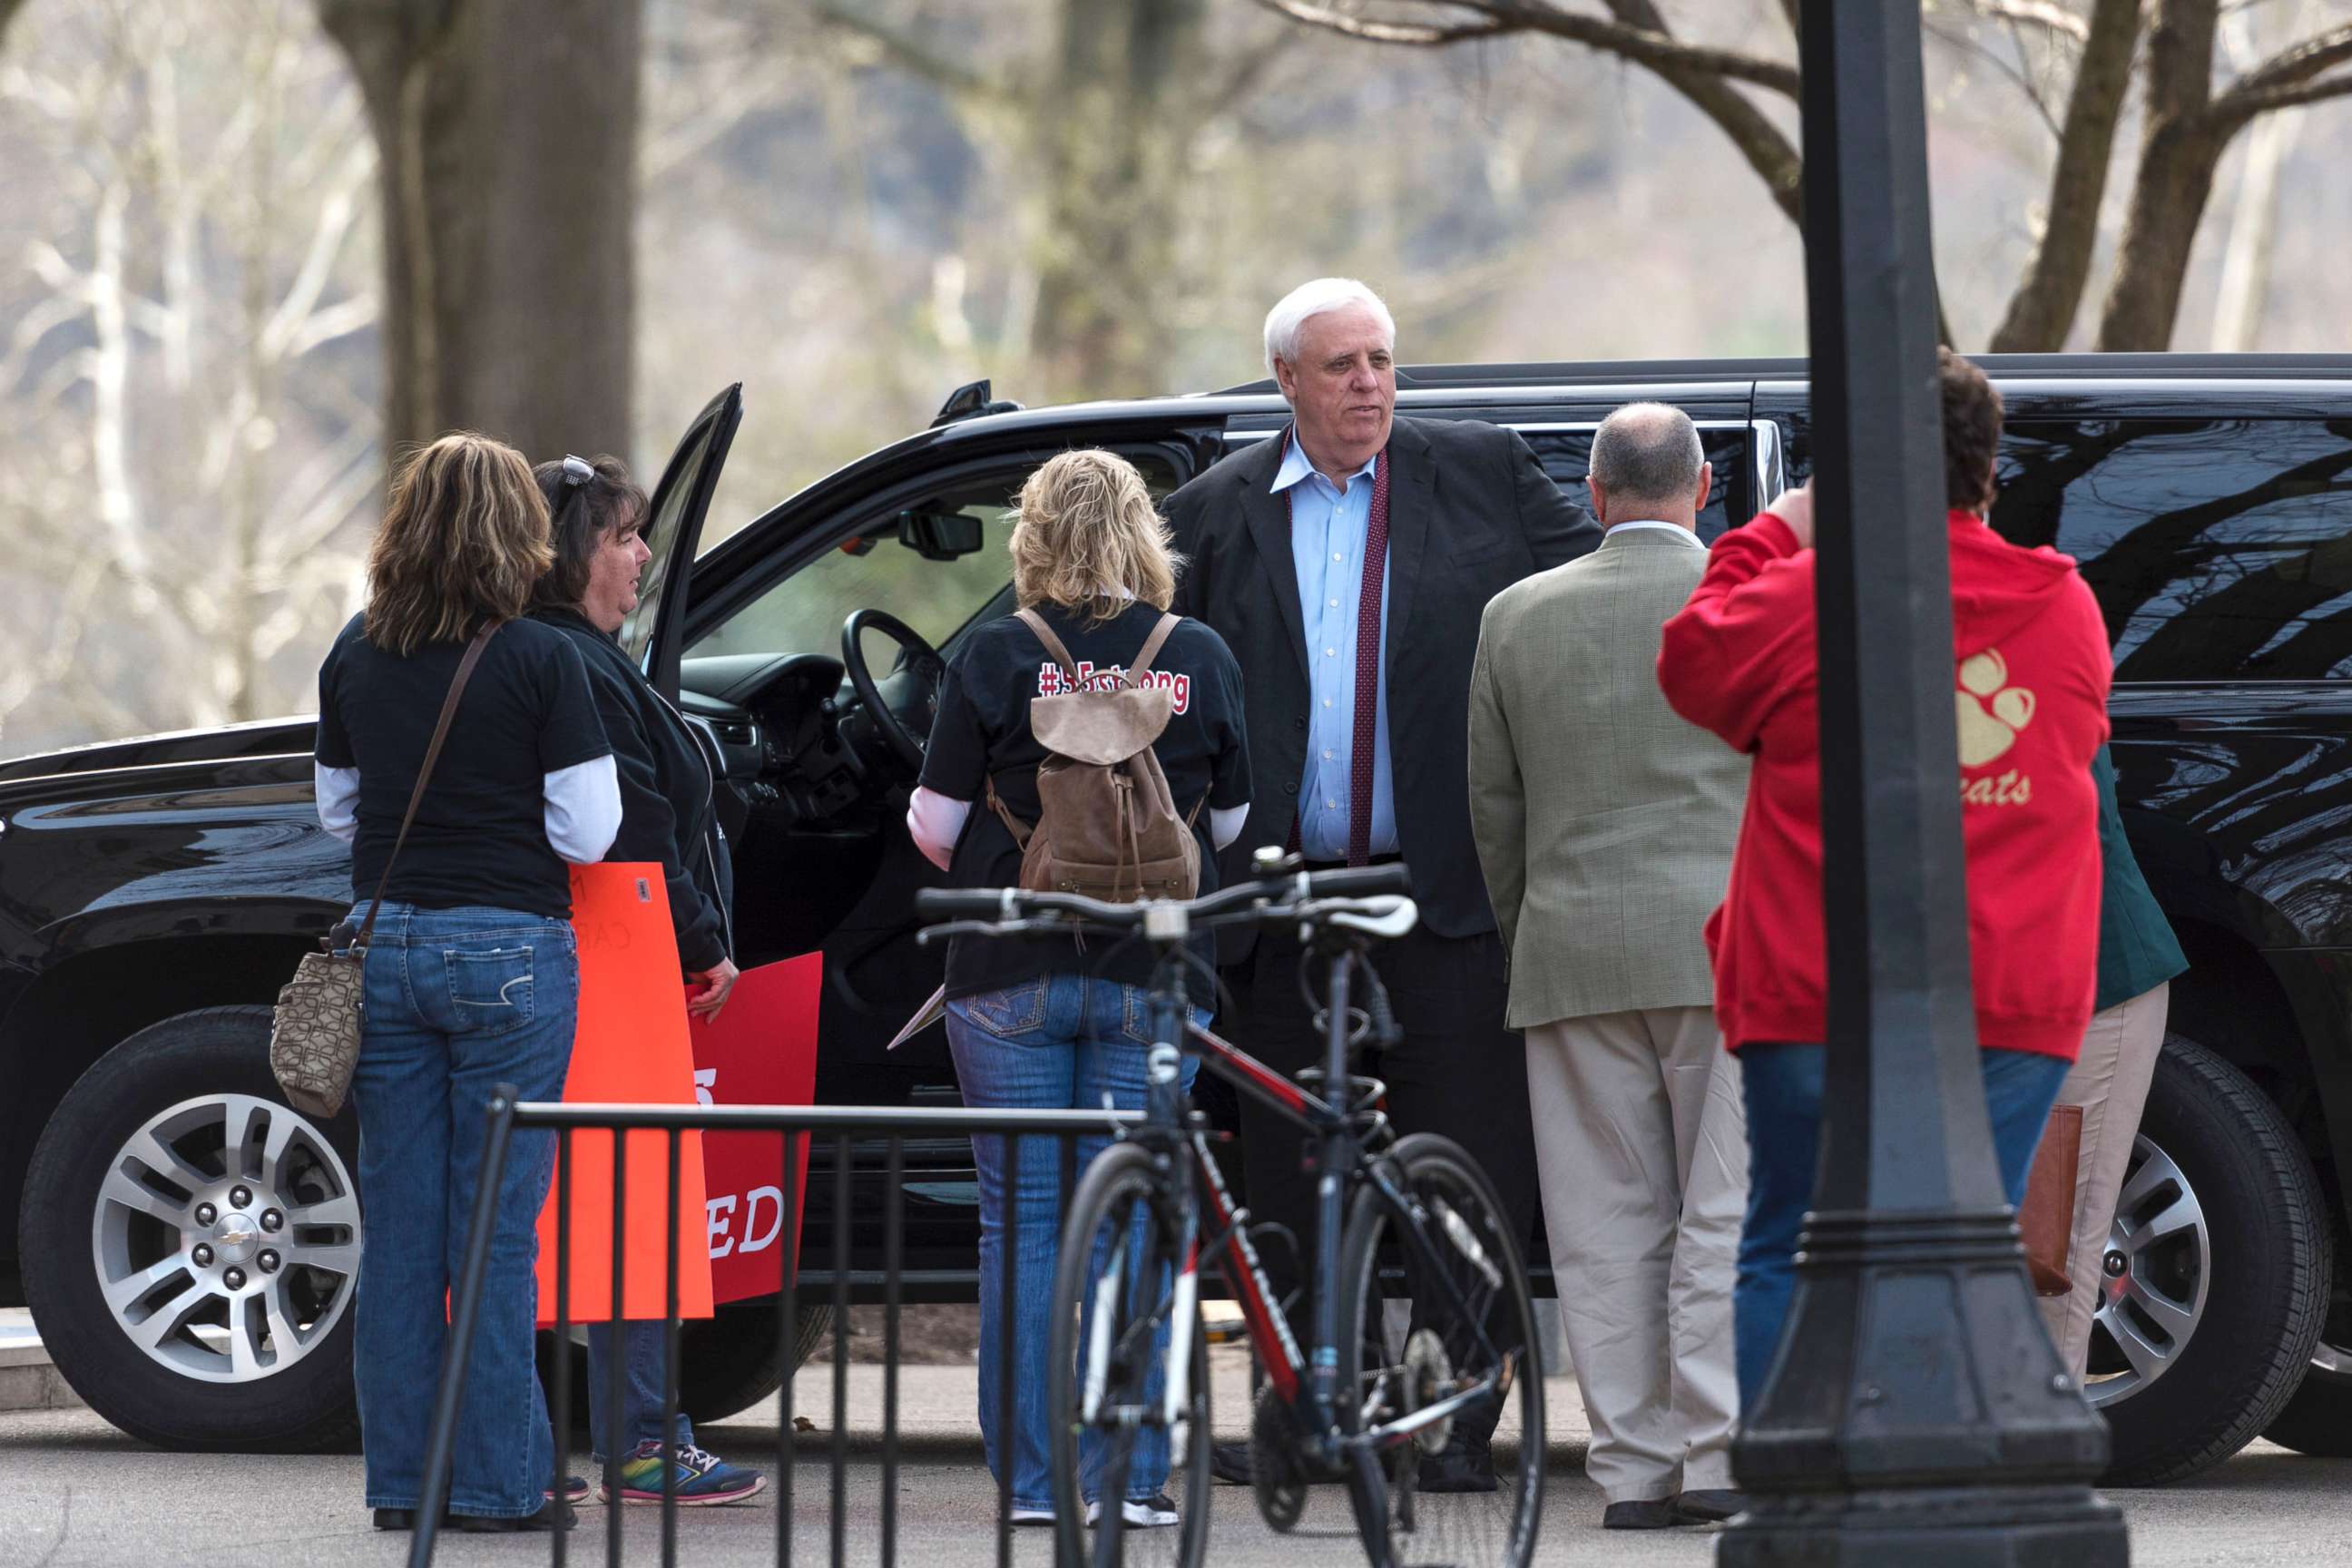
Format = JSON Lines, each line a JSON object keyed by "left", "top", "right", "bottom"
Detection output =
{"left": 1656, "top": 508, "right": 2111, "bottom": 1062}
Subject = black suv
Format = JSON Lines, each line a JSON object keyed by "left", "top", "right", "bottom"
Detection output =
{"left": 6, "top": 357, "right": 2348, "bottom": 1484}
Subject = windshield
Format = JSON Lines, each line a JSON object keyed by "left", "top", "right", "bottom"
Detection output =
{"left": 689, "top": 452, "right": 1181, "bottom": 662}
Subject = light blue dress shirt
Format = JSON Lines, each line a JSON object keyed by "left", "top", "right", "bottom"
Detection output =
{"left": 1273, "top": 436, "right": 1396, "bottom": 861}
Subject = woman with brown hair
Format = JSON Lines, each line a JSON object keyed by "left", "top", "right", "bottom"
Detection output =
{"left": 906, "top": 449, "right": 1250, "bottom": 1531}
{"left": 313, "top": 432, "right": 620, "bottom": 1533}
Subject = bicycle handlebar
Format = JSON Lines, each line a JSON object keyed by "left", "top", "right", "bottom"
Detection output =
{"left": 913, "top": 861, "right": 1413, "bottom": 936}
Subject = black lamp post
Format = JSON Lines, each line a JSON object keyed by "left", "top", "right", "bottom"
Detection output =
{"left": 1718, "top": 5, "right": 2128, "bottom": 1563}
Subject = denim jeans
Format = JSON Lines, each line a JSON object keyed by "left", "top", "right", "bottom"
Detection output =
{"left": 946, "top": 974, "right": 1204, "bottom": 1514}
{"left": 348, "top": 901, "right": 577, "bottom": 1517}
{"left": 585, "top": 1321, "right": 694, "bottom": 1463}
{"left": 1733, "top": 1043, "right": 2073, "bottom": 1409}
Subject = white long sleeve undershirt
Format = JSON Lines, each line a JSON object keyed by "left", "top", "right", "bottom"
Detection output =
{"left": 314, "top": 754, "right": 622, "bottom": 866}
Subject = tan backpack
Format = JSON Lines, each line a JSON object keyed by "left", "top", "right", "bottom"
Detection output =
{"left": 985, "top": 608, "right": 1203, "bottom": 903}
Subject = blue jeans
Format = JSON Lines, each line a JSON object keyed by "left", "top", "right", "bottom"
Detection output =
{"left": 348, "top": 901, "right": 577, "bottom": 1517}
{"left": 946, "top": 974, "right": 1203, "bottom": 1514}
{"left": 585, "top": 1321, "right": 694, "bottom": 1463}
{"left": 1734, "top": 1043, "right": 2073, "bottom": 1409}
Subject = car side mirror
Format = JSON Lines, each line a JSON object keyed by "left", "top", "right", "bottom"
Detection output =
{"left": 897, "top": 509, "right": 985, "bottom": 561}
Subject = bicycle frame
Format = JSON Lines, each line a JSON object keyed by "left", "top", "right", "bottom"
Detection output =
{"left": 1125, "top": 936, "right": 1513, "bottom": 1471}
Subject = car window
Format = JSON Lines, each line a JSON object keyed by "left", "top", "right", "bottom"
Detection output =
{"left": 1515, "top": 427, "right": 1750, "bottom": 542}
{"left": 688, "top": 451, "right": 1181, "bottom": 662}
{"left": 1991, "top": 420, "right": 2352, "bottom": 681}
{"left": 1225, "top": 422, "right": 1752, "bottom": 541}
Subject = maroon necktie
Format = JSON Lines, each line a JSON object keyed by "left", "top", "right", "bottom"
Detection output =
{"left": 1280, "top": 434, "right": 1391, "bottom": 866}
{"left": 1348, "top": 451, "right": 1391, "bottom": 867}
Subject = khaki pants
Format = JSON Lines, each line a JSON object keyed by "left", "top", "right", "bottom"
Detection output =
{"left": 2036, "top": 983, "right": 2171, "bottom": 1377}
{"left": 1524, "top": 1007, "right": 1747, "bottom": 1501}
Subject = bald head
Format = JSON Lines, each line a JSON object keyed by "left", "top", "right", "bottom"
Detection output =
{"left": 1588, "top": 402, "right": 1710, "bottom": 529}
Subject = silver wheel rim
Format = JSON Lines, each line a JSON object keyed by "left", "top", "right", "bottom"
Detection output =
{"left": 2084, "top": 1133, "right": 2209, "bottom": 1407}
{"left": 89, "top": 1093, "right": 361, "bottom": 1383}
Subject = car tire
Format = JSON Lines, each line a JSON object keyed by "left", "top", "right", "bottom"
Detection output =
{"left": 19, "top": 1005, "right": 365, "bottom": 1452}
{"left": 2261, "top": 1351, "right": 2352, "bottom": 1457}
{"left": 679, "top": 1298, "right": 834, "bottom": 1422}
{"left": 2093, "top": 1034, "right": 2330, "bottom": 1485}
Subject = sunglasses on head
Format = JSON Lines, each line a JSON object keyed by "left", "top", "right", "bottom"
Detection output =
{"left": 550, "top": 454, "right": 593, "bottom": 522}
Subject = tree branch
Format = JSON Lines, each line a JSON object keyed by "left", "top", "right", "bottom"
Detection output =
{"left": 1924, "top": 15, "right": 2063, "bottom": 138}
{"left": 1970, "top": 0, "right": 2091, "bottom": 43}
{"left": 1254, "top": 0, "right": 1801, "bottom": 96}
{"left": 810, "top": 0, "right": 1006, "bottom": 103}
{"left": 2209, "top": 18, "right": 2352, "bottom": 122}
{"left": 2219, "top": 71, "right": 2352, "bottom": 114}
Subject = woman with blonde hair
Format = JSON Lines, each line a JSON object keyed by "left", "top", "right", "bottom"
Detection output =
{"left": 314, "top": 432, "right": 620, "bottom": 1533}
{"left": 906, "top": 449, "right": 1250, "bottom": 1531}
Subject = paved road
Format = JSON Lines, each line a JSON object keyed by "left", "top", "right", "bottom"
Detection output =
{"left": 4, "top": 1349, "right": 2349, "bottom": 1566}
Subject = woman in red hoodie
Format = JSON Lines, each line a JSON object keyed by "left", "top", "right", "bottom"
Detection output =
{"left": 1656, "top": 350, "right": 2111, "bottom": 1407}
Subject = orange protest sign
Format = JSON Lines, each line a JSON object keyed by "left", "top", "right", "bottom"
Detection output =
{"left": 534, "top": 862, "right": 716, "bottom": 1325}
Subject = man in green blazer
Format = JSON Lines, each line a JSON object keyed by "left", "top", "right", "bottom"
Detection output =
{"left": 1468, "top": 403, "right": 1751, "bottom": 1531}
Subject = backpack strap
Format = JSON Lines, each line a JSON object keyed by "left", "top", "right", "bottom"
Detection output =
{"left": 985, "top": 775, "right": 1034, "bottom": 850}
{"left": 1014, "top": 608, "right": 1082, "bottom": 683}
{"left": 1123, "top": 613, "right": 1181, "bottom": 688}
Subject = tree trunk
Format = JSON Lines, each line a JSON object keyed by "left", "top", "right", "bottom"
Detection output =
{"left": 1988, "top": 0, "right": 2141, "bottom": 351}
{"left": 316, "top": 0, "right": 640, "bottom": 463}
{"left": 2094, "top": 0, "right": 2225, "bottom": 350}
{"left": 1024, "top": 0, "right": 1209, "bottom": 402}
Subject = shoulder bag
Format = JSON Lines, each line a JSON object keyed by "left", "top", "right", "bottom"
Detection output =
{"left": 270, "top": 622, "right": 500, "bottom": 1118}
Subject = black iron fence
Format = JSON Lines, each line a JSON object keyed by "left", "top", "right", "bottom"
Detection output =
{"left": 409, "top": 1088, "right": 1141, "bottom": 1568}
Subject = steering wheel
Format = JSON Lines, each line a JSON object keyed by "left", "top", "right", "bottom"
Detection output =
{"left": 840, "top": 608, "right": 946, "bottom": 775}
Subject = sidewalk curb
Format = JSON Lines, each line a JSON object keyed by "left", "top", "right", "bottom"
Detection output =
{"left": 0, "top": 1342, "right": 83, "bottom": 1413}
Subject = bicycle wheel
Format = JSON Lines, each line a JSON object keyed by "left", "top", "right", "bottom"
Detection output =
{"left": 1048, "top": 1142, "right": 1211, "bottom": 1568}
{"left": 1336, "top": 1132, "right": 1544, "bottom": 1568}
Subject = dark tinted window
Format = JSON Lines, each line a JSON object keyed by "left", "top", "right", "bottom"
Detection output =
{"left": 1519, "top": 427, "right": 1749, "bottom": 543}
{"left": 1991, "top": 420, "right": 2352, "bottom": 681}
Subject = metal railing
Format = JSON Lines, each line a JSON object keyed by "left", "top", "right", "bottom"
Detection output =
{"left": 410, "top": 1088, "right": 1140, "bottom": 1568}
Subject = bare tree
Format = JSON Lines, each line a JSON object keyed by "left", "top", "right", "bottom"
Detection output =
{"left": 814, "top": 0, "right": 1293, "bottom": 402}
{"left": 0, "top": 0, "right": 378, "bottom": 748}
{"left": 1257, "top": 0, "right": 2352, "bottom": 351}
{"left": 314, "top": 0, "right": 642, "bottom": 461}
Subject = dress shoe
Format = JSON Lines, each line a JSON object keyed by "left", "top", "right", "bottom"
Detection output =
{"left": 1210, "top": 1440, "right": 1254, "bottom": 1485}
{"left": 1673, "top": 1488, "right": 1746, "bottom": 1524}
{"left": 371, "top": 1508, "right": 417, "bottom": 1532}
{"left": 1602, "top": 1498, "right": 1680, "bottom": 1530}
{"left": 449, "top": 1500, "right": 577, "bottom": 1533}
{"left": 1416, "top": 1429, "right": 1498, "bottom": 1494}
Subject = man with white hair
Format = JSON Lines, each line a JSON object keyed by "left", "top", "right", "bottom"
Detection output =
{"left": 1468, "top": 402, "right": 1749, "bottom": 1529}
{"left": 1165, "top": 277, "right": 1596, "bottom": 1494}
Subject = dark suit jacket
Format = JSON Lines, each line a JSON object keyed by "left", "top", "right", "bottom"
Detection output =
{"left": 1165, "top": 415, "right": 1599, "bottom": 945}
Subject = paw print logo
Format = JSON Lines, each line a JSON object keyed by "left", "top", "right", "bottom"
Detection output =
{"left": 1955, "top": 649, "right": 2036, "bottom": 768}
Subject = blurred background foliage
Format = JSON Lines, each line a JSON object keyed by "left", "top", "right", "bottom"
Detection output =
{"left": 1, "top": 0, "right": 2347, "bottom": 754}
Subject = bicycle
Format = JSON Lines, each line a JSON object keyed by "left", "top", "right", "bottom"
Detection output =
{"left": 915, "top": 851, "right": 1544, "bottom": 1568}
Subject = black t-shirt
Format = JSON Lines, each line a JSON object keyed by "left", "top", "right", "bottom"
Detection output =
{"left": 920, "top": 601, "right": 1250, "bottom": 1006}
{"left": 316, "top": 614, "right": 612, "bottom": 919}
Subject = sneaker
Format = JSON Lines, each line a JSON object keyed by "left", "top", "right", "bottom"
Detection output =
{"left": 600, "top": 1440, "right": 767, "bottom": 1506}
{"left": 547, "top": 1475, "right": 591, "bottom": 1504}
{"left": 1010, "top": 1504, "right": 1056, "bottom": 1527}
{"left": 1085, "top": 1494, "right": 1180, "bottom": 1528}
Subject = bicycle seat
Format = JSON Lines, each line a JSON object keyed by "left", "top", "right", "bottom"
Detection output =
{"left": 1322, "top": 895, "right": 1417, "bottom": 939}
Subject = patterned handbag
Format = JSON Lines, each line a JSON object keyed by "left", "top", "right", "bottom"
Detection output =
{"left": 270, "top": 624, "right": 499, "bottom": 1118}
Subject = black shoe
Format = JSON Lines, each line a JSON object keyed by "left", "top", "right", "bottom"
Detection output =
{"left": 1673, "top": 1488, "right": 1746, "bottom": 1524}
{"left": 1416, "top": 1429, "right": 1498, "bottom": 1494}
{"left": 1210, "top": 1440, "right": 1254, "bottom": 1485}
{"left": 1602, "top": 1499, "right": 1680, "bottom": 1530}
{"left": 371, "top": 1508, "right": 416, "bottom": 1532}
{"left": 449, "top": 1500, "right": 577, "bottom": 1533}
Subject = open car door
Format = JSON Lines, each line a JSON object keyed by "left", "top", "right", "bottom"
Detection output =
{"left": 622, "top": 384, "right": 744, "bottom": 700}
